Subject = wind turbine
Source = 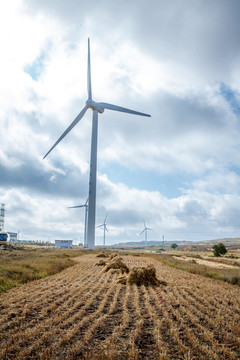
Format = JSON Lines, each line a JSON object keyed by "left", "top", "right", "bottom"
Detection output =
{"left": 97, "top": 212, "right": 109, "bottom": 247}
{"left": 140, "top": 220, "right": 152, "bottom": 246}
{"left": 43, "top": 38, "right": 151, "bottom": 249}
{"left": 68, "top": 198, "right": 88, "bottom": 247}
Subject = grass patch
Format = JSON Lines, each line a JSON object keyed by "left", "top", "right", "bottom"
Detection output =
{"left": 0, "top": 246, "right": 87, "bottom": 293}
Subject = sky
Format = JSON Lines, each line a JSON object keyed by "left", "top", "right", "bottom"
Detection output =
{"left": 1, "top": 0, "right": 240, "bottom": 245}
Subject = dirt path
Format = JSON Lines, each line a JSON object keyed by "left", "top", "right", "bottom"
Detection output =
{"left": 173, "top": 255, "right": 238, "bottom": 268}
{"left": 0, "top": 254, "right": 240, "bottom": 359}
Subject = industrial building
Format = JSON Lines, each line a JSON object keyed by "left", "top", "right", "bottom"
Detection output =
{"left": 55, "top": 240, "right": 73, "bottom": 249}
{"left": 8, "top": 232, "right": 18, "bottom": 242}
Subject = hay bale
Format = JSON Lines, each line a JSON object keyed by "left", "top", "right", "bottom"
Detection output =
{"left": 104, "top": 257, "right": 129, "bottom": 274}
{"left": 109, "top": 253, "right": 118, "bottom": 260}
{"left": 119, "top": 264, "right": 167, "bottom": 287}
{"left": 96, "top": 252, "right": 109, "bottom": 258}
{"left": 115, "top": 256, "right": 123, "bottom": 261}
{"left": 96, "top": 259, "right": 107, "bottom": 266}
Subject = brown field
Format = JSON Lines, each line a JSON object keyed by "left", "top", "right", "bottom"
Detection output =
{"left": 0, "top": 254, "right": 240, "bottom": 360}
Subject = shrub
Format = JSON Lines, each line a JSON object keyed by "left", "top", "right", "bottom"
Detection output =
{"left": 171, "top": 243, "right": 178, "bottom": 249}
{"left": 212, "top": 243, "right": 227, "bottom": 257}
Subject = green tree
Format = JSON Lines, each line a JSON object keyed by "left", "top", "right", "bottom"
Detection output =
{"left": 171, "top": 243, "right": 178, "bottom": 249}
{"left": 212, "top": 243, "right": 227, "bottom": 257}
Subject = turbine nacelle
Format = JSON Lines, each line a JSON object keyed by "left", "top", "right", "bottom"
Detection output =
{"left": 86, "top": 99, "right": 105, "bottom": 114}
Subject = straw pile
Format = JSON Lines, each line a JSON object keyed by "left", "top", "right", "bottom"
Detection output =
{"left": 104, "top": 257, "right": 129, "bottom": 274}
{"left": 96, "top": 252, "right": 109, "bottom": 258}
{"left": 118, "top": 264, "right": 167, "bottom": 287}
{"left": 96, "top": 259, "right": 107, "bottom": 266}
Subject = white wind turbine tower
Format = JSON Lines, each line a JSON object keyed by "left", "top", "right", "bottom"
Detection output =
{"left": 97, "top": 212, "right": 109, "bottom": 247}
{"left": 43, "top": 38, "right": 151, "bottom": 250}
{"left": 68, "top": 198, "right": 88, "bottom": 247}
{"left": 140, "top": 220, "right": 152, "bottom": 246}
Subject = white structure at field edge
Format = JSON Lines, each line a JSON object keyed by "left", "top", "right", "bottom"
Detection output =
{"left": 55, "top": 240, "right": 73, "bottom": 249}
{"left": 44, "top": 39, "right": 151, "bottom": 249}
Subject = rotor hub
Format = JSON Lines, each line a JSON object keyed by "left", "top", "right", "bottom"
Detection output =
{"left": 86, "top": 99, "right": 104, "bottom": 114}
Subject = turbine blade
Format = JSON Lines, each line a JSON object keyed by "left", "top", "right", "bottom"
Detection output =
{"left": 68, "top": 205, "right": 85, "bottom": 209}
{"left": 43, "top": 105, "right": 88, "bottom": 159}
{"left": 143, "top": 220, "right": 146, "bottom": 228}
{"left": 140, "top": 229, "right": 145, "bottom": 236}
{"left": 87, "top": 38, "right": 92, "bottom": 100}
{"left": 96, "top": 224, "right": 104, "bottom": 228}
{"left": 104, "top": 212, "right": 108, "bottom": 224}
{"left": 106, "top": 226, "right": 109, "bottom": 233}
{"left": 98, "top": 102, "right": 151, "bottom": 117}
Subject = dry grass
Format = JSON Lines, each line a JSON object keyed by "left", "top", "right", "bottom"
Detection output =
{"left": 0, "top": 246, "right": 86, "bottom": 292}
{"left": 0, "top": 254, "right": 240, "bottom": 359}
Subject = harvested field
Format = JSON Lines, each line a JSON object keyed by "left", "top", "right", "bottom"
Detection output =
{"left": 0, "top": 254, "right": 240, "bottom": 360}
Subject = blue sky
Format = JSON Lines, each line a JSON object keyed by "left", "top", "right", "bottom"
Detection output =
{"left": 24, "top": 51, "right": 48, "bottom": 81}
{"left": 220, "top": 83, "right": 240, "bottom": 115}
{"left": 1, "top": 0, "right": 240, "bottom": 245}
{"left": 101, "top": 163, "right": 194, "bottom": 198}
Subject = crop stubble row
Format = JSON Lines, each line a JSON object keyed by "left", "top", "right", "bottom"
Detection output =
{"left": 0, "top": 254, "right": 240, "bottom": 359}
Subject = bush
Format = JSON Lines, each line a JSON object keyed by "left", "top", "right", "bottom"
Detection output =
{"left": 171, "top": 243, "right": 178, "bottom": 249}
{"left": 212, "top": 243, "right": 227, "bottom": 257}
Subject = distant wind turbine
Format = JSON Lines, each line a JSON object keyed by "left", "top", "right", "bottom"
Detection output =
{"left": 68, "top": 198, "right": 88, "bottom": 247}
{"left": 43, "top": 38, "right": 151, "bottom": 249}
{"left": 140, "top": 220, "right": 152, "bottom": 246}
{"left": 97, "top": 212, "right": 109, "bottom": 247}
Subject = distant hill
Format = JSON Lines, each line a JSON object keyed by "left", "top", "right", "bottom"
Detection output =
{"left": 180, "top": 238, "right": 240, "bottom": 247}
{"left": 110, "top": 240, "right": 186, "bottom": 248}
{"left": 110, "top": 238, "right": 240, "bottom": 248}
